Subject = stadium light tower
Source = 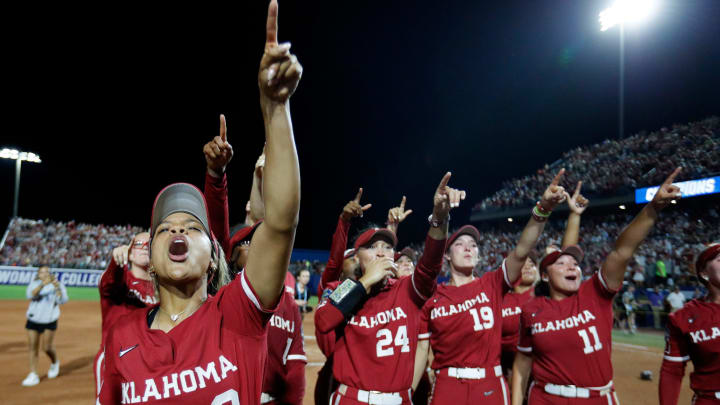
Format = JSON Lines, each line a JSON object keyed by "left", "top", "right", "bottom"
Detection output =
{"left": 599, "top": 0, "right": 659, "bottom": 139}
{"left": 0, "top": 148, "right": 42, "bottom": 218}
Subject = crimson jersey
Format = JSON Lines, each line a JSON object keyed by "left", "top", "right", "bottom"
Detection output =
{"left": 501, "top": 288, "right": 533, "bottom": 353}
{"left": 663, "top": 298, "right": 720, "bottom": 393}
{"left": 419, "top": 261, "right": 512, "bottom": 368}
{"left": 518, "top": 272, "right": 617, "bottom": 387}
{"left": 315, "top": 235, "right": 444, "bottom": 392}
{"left": 99, "top": 271, "right": 273, "bottom": 405}
{"left": 263, "top": 292, "right": 307, "bottom": 403}
{"left": 99, "top": 258, "right": 157, "bottom": 345}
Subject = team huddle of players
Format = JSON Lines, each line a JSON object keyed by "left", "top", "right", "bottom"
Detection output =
{"left": 93, "top": 1, "right": 719, "bottom": 404}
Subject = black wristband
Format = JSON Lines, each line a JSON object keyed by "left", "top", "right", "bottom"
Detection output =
{"left": 329, "top": 279, "right": 367, "bottom": 317}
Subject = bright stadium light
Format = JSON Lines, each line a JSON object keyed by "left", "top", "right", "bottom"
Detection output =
{"left": 600, "top": 0, "right": 660, "bottom": 140}
{"left": 600, "top": 0, "right": 659, "bottom": 31}
{"left": 1, "top": 148, "right": 42, "bottom": 217}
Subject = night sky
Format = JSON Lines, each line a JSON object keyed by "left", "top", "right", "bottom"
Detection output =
{"left": 2, "top": 0, "right": 719, "bottom": 250}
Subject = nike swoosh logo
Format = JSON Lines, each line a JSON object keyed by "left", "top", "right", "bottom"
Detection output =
{"left": 119, "top": 344, "right": 139, "bottom": 358}
{"left": 132, "top": 281, "right": 140, "bottom": 285}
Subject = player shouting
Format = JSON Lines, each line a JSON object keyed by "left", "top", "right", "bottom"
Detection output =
{"left": 500, "top": 181, "right": 589, "bottom": 381}
{"left": 511, "top": 168, "right": 683, "bottom": 405}
{"left": 99, "top": 1, "right": 302, "bottom": 403}
{"left": 417, "top": 169, "right": 568, "bottom": 405}
{"left": 659, "top": 242, "right": 720, "bottom": 405}
{"left": 315, "top": 172, "right": 465, "bottom": 405}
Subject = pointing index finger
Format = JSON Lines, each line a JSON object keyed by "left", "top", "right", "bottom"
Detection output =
{"left": 219, "top": 114, "right": 227, "bottom": 142}
{"left": 438, "top": 172, "right": 452, "bottom": 191}
{"left": 399, "top": 196, "right": 406, "bottom": 210}
{"left": 663, "top": 167, "right": 682, "bottom": 186}
{"left": 354, "top": 188, "right": 363, "bottom": 203}
{"left": 573, "top": 181, "right": 582, "bottom": 198}
{"left": 551, "top": 168, "right": 565, "bottom": 186}
{"left": 265, "top": 0, "right": 279, "bottom": 47}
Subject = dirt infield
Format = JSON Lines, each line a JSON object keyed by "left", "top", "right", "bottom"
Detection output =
{"left": 0, "top": 300, "right": 693, "bottom": 405}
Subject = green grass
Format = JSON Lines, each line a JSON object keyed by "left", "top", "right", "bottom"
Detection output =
{"left": 0, "top": 285, "right": 99, "bottom": 301}
{"left": 0, "top": 286, "right": 320, "bottom": 304}
{"left": 612, "top": 329, "right": 666, "bottom": 349}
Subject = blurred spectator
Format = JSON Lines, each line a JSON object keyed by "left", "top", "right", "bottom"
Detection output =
{"left": 622, "top": 285, "right": 638, "bottom": 334}
{"left": 475, "top": 116, "right": 720, "bottom": 211}
{"left": 646, "top": 285, "right": 667, "bottom": 329}
{"left": 665, "top": 286, "right": 686, "bottom": 313}
{"left": 655, "top": 257, "right": 668, "bottom": 287}
{"left": 295, "top": 268, "right": 312, "bottom": 314}
{"left": 1, "top": 218, "right": 143, "bottom": 269}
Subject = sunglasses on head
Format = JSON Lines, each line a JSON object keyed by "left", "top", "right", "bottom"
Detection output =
{"left": 132, "top": 240, "right": 149, "bottom": 250}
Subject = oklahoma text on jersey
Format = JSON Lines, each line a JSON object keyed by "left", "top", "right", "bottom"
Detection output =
{"left": 429, "top": 293, "right": 490, "bottom": 320}
{"left": 531, "top": 310, "right": 597, "bottom": 335}
{"left": 120, "top": 355, "right": 237, "bottom": 404}
{"left": 347, "top": 307, "right": 408, "bottom": 329}
{"left": 689, "top": 327, "right": 720, "bottom": 343}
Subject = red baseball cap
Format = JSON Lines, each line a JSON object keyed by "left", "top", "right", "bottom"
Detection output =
{"left": 394, "top": 247, "right": 418, "bottom": 263}
{"left": 539, "top": 245, "right": 584, "bottom": 273}
{"left": 227, "top": 220, "right": 264, "bottom": 261}
{"left": 446, "top": 225, "right": 481, "bottom": 252}
{"left": 695, "top": 243, "right": 720, "bottom": 278}
{"left": 354, "top": 228, "right": 397, "bottom": 251}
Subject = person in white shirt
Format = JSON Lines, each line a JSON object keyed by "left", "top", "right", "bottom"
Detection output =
{"left": 22, "top": 265, "right": 68, "bottom": 387}
{"left": 665, "top": 285, "right": 686, "bottom": 313}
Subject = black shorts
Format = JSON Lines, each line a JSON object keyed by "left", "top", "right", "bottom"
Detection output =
{"left": 25, "top": 319, "right": 57, "bottom": 333}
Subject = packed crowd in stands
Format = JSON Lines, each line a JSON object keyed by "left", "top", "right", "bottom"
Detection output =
{"left": 475, "top": 116, "right": 720, "bottom": 211}
{"left": 0, "top": 218, "right": 144, "bottom": 269}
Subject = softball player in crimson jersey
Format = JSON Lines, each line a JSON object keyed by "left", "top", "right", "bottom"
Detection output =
{"left": 512, "top": 168, "right": 683, "bottom": 405}
{"left": 98, "top": 3, "right": 302, "bottom": 403}
{"left": 263, "top": 292, "right": 307, "bottom": 405}
{"left": 500, "top": 182, "right": 588, "bottom": 381}
{"left": 94, "top": 233, "right": 157, "bottom": 396}
{"left": 417, "top": 170, "right": 568, "bottom": 405}
{"left": 315, "top": 172, "right": 465, "bottom": 405}
{"left": 659, "top": 243, "right": 720, "bottom": 405}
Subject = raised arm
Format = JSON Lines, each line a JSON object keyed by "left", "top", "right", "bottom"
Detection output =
{"left": 321, "top": 188, "right": 371, "bottom": 290}
{"left": 246, "top": 0, "right": 303, "bottom": 308}
{"left": 203, "top": 114, "right": 233, "bottom": 253}
{"left": 506, "top": 170, "right": 568, "bottom": 284}
{"left": 562, "top": 181, "right": 589, "bottom": 248}
{"left": 407, "top": 172, "right": 462, "bottom": 304}
{"left": 386, "top": 196, "right": 413, "bottom": 236}
{"left": 53, "top": 278, "right": 69, "bottom": 304}
{"left": 602, "top": 168, "right": 681, "bottom": 291}
{"left": 248, "top": 149, "right": 266, "bottom": 225}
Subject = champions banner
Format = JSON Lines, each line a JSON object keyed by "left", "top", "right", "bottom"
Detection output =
{"left": 0, "top": 266, "right": 103, "bottom": 287}
{"left": 635, "top": 176, "right": 719, "bottom": 204}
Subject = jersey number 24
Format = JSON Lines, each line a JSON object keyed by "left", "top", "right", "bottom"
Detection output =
{"left": 376, "top": 325, "right": 410, "bottom": 357}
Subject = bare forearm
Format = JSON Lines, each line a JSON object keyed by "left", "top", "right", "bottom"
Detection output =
{"left": 603, "top": 204, "right": 658, "bottom": 288}
{"left": 562, "top": 213, "right": 581, "bottom": 248}
{"left": 413, "top": 340, "right": 430, "bottom": 390}
{"left": 249, "top": 171, "right": 265, "bottom": 223}
{"left": 31, "top": 284, "right": 44, "bottom": 297}
{"left": 261, "top": 101, "right": 300, "bottom": 232}
{"left": 511, "top": 352, "right": 532, "bottom": 405}
{"left": 614, "top": 204, "right": 658, "bottom": 262}
{"left": 507, "top": 217, "right": 547, "bottom": 282}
